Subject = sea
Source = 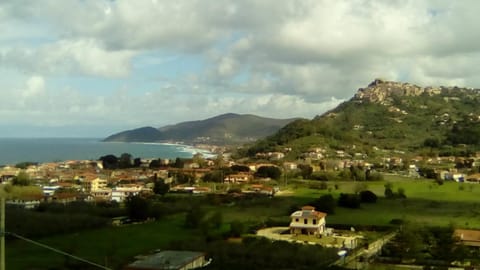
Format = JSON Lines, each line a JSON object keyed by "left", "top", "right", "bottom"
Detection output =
{"left": 0, "top": 138, "right": 212, "bottom": 166}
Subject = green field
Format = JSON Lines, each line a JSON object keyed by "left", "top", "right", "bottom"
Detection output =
{"left": 285, "top": 178, "right": 480, "bottom": 228}
{"left": 6, "top": 214, "right": 196, "bottom": 269}
{"left": 203, "top": 178, "right": 480, "bottom": 228}
{"left": 5, "top": 178, "right": 480, "bottom": 269}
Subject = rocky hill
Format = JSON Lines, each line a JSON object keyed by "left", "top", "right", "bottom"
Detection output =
{"left": 246, "top": 79, "right": 480, "bottom": 159}
{"left": 104, "top": 113, "right": 299, "bottom": 145}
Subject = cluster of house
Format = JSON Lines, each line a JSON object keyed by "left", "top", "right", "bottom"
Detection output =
{"left": 0, "top": 157, "right": 284, "bottom": 208}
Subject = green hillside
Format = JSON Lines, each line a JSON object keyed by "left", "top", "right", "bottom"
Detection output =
{"left": 247, "top": 79, "right": 480, "bottom": 158}
{"left": 104, "top": 113, "right": 299, "bottom": 145}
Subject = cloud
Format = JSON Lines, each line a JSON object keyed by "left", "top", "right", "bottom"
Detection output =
{"left": 23, "top": 75, "right": 45, "bottom": 98}
{"left": 1, "top": 39, "right": 135, "bottom": 77}
{"left": 2, "top": 1, "right": 480, "bottom": 136}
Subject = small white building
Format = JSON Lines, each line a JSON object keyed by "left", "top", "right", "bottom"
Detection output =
{"left": 111, "top": 186, "right": 143, "bottom": 202}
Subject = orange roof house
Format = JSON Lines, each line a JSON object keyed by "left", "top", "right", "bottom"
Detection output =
{"left": 289, "top": 206, "right": 327, "bottom": 236}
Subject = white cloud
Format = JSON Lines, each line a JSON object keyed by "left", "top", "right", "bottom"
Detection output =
{"left": 23, "top": 75, "right": 45, "bottom": 98}
{"left": 1, "top": 39, "right": 135, "bottom": 77}
{"left": 2, "top": 1, "right": 480, "bottom": 136}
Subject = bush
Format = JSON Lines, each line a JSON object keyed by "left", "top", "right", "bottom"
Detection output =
{"left": 384, "top": 187, "right": 394, "bottom": 198}
{"left": 359, "top": 190, "right": 377, "bottom": 203}
{"left": 366, "top": 171, "right": 384, "bottom": 181}
{"left": 311, "top": 194, "right": 336, "bottom": 214}
{"left": 397, "top": 188, "right": 407, "bottom": 199}
{"left": 255, "top": 166, "right": 282, "bottom": 180}
{"left": 229, "top": 220, "right": 246, "bottom": 237}
{"left": 338, "top": 193, "right": 360, "bottom": 209}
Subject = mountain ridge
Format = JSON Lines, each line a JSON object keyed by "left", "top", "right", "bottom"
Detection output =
{"left": 104, "top": 113, "right": 300, "bottom": 145}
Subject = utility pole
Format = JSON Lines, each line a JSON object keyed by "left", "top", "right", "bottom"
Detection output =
{"left": 1, "top": 196, "right": 5, "bottom": 270}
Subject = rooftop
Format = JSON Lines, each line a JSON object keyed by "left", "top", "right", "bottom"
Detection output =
{"left": 126, "top": 250, "right": 205, "bottom": 270}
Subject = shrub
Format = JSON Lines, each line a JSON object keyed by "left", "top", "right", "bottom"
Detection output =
{"left": 229, "top": 220, "right": 246, "bottom": 237}
{"left": 359, "top": 190, "right": 377, "bottom": 203}
{"left": 311, "top": 194, "right": 336, "bottom": 214}
{"left": 384, "top": 187, "right": 394, "bottom": 198}
{"left": 338, "top": 193, "right": 360, "bottom": 209}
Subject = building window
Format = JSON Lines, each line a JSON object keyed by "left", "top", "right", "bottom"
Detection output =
{"left": 313, "top": 219, "right": 317, "bottom": 225}
{"left": 295, "top": 218, "right": 299, "bottom": 222}
{"left": 304, "top": 219, "right": 308, "bottom": 224}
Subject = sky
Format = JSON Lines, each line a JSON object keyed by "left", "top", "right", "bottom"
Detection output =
{"left": 1, "top": 0, "right": 480, "bottom": 138}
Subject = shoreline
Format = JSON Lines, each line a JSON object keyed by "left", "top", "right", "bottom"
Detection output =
{"left": 0, "top": 138, "right": 216, "bottom": 166}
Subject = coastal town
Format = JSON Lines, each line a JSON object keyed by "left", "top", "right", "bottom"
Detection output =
{"left": 3, "top": 147, "right": 480, "bottom": 209}
{"left": 2, "top": 143, "right": 480, "bottom": 269}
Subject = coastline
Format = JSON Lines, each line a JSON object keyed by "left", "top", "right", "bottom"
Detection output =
{"left": 113, "top": 141, "right": 217, "bottom": 158}
{"left": 0, "top": 138, "right": 212, "bottom": 166}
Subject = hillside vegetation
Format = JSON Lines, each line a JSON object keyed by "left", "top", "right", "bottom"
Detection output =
{"left": 104, "top": 113, "right": 299, "bottom": 145}
{"left": 247, "top": 79, "right": 480, "bottom": 158}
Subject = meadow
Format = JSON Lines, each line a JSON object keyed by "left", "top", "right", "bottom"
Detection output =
{"left": 5, "top": 176, "right": 480, "bottom": 269}
{"left": 6, "top": 214, "right": 195, "bottom": 269}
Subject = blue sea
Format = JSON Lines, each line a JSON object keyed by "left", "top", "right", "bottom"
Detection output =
{"left": 0, "top": 138, "right": 211, "bottom": 165}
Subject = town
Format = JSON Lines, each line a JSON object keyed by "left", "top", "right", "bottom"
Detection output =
{"left": 2, "top": 145, "right": 480, "bottom": 269}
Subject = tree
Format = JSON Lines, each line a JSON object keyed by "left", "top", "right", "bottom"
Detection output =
{"left": 255, "top": 166, "right": 282, "bottom": 180}
{"left": 15, "top": 162, "right": 37, "bottom": 169}
{"left": 230, "top": 164, "right": 250, "bottom": 172}
{"left": 174, "top": 157, "right": 185, "bottom": 168}
{"left": 185, "top": 205, "right": 205, "bottom": 229}
{"left": 423, "top": 137, "right": 440, "bottom": 148}
{"left": 149, "top": 159, "right": 161, "bottom": 168}
{"left": 337, "top": 193, "right": 360, "bottom": 208}
{"left": 214, "top": 153, "right": 225, "bottom": 168}
{"left": 175, "top": 172, "right": 194, "bottom": 185}
{"left": 395, "top": 223, "right": 425, "bottom": 260}
{"left": 297, "top": 164, "right": 313, "bottom": 179}
{"left": 118, "top": 153, "right": 132, "bottom": 168}
{"left": 133, "top": 158, "right": 142, "bottom": 167}
{"left": 202, "top": 171, "right": 224, "bottom": 183}
{"left": 125, "top": 195, "right": 151, "bottom": 221}
{"left": 12, "top": 171, "right": 31, "bottom": 186}
{"left": 384, "top": 182, "right": 394, "bottom": 198}
{"left": 153, "top": 179, "right": 170, "bottom": 196}
{"left": 192, "top": 153, "right": 206, "bottom": 168}
{"left": 229, "top": 220, "right": 246, "bottom": 237}
{"left": 204, "top": 211, "right": 223, "bottom": 230}
{"left": 311, "top": 194, "right": 336, "bottom": 214}
{"left": 100, "top": 154, "right": 118, "bottom": 169}
{"left": 359, "top": 190, "right": 377, "bottom": 203}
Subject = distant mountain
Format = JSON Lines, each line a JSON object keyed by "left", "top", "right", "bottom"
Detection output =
{"left": 104, "top": 113, "right": 300, "bottom": 145}
{"left": 247, "top": 79, "right": 480, "bottom": 158}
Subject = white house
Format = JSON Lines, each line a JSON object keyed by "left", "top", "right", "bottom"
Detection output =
{"left": 111, "top": 186, "right": 143, "bottom": 202}
{"left": 289, "top": 205, "right": 327, "bottom": 236}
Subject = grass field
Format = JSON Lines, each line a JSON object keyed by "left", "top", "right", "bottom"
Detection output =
{"left": 286, "top": 178, "right": 480, "bottom": 228}
{"left": 216, "top": 177, "right": 480, "bottom": 228}
{"left": 5, "top": 177, "right": 480, "bottom": 269}
{"left": 6, "top": 214, "right": 196, "bottom": 269}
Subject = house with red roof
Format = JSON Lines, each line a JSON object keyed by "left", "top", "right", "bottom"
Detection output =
{"left": 289, "top": 206, "right": 327, "bottom": 236}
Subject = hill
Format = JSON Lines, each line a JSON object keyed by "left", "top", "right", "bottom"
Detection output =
{"left": 104, "top": 113, "right": 299, "bottom": 145}
{"left": 246, "top": 79, "right": 480, "bottom": 159}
